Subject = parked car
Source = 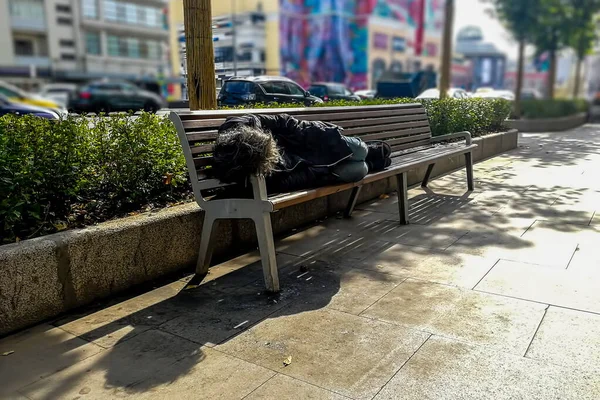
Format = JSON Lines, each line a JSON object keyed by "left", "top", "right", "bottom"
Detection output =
{"left": 71, "top": 80, "right": 167, "bottom": 113}
{"left": 217, "top": 76, "right": 323, "bottom": 106}
{"left": 416, "top": 88, "right": 469, "bottom": 100}
{"left": 472, "top": 90, "right": 515, "bottom": 101}
{"left": 355, "top": 89, "right": 376, "bottom": 99}
{"left": 0, "top": 94, "right": 59, "bottom": 119}
{"left": 0, "top": 80, "right": 63, "bottom": 111}
{"left": 38, "top": 83, "right": 77, "bottom": 109}
{"left": 307, "top": 82, "right": 361, "bottom": 102}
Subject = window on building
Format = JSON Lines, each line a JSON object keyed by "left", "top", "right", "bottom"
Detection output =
{"left": 104, "top": 0, "right": 117, "bottom": 21}
{"left": 9, "top": 0, "right": 44, "bottom": 19}
{"left": 14, "top": 39, "right": 34, "bottom": 56}
{"left": 85, "top": 32, "right": 101, "bottom": 55}
{"left": 147, "top": 41, "right": 160, "bottom": 59}
{"left": 214, "top": 47, "right": 233, "bottom": 63}
{"left": 139, "top": 41, "right": 149, "bottom": 58}
{"left": 127, "top": 38, "right": 139, "bottom": 58}
{"left": 107, "top": 34, "right": 119, "bottom": 56}
{"left": 56, "top": 4, "right": 71, "bottom": 13}
{"left": 125, "top": 3, "right": 137, "bottom": 24}
{"left": 82, "top": 0, "right": 97, "bottom": 19}
{"left": 59, "top": 39, "right": 75, "bottom": 47}
{"left": 57, "top": 17, "right": 72, "bottom": 25}
{"left": 61, "top": 53, "right": 76, "bottom": 61}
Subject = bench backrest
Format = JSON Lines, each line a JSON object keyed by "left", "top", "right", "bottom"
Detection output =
{"left": 170, "top": 103, "right": 431, "bottom": 197}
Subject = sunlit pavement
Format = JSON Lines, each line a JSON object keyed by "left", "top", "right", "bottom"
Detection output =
{"left": 2, "top": 125, "right": 600, "bottom": 399}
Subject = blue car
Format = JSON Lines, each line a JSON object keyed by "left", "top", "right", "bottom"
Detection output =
{"left": 0, "top": 94, "right": 59, "bottom": 119}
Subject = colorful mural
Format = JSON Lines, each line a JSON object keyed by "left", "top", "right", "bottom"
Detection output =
{"left": 279, "top": 0, "right": 445, "bottom": 90}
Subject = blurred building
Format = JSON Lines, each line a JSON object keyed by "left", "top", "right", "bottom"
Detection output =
{"left": 504, "top": 64, "right": 548, "bottom": 98}
{"left": 455, "top": 25, "right": 506, "bottom": 90}
{"left": 0, "top": 0, "right": 171, "bottom": 89}
{"left": 451, "top": 55, "right": 473, "bottom": 90}
{"left": 171, "top": 0, "right": 446, "bottom": 94}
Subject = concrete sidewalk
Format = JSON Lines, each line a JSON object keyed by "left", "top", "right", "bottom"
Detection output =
{"left": 2, "top": 125, "right": 600, "bottom": 399}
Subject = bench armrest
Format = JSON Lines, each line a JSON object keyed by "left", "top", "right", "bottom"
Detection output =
{"left": 431, "top": 131, "right": 472, "bottom": 145}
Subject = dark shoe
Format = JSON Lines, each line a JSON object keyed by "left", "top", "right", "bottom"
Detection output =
{"left": 366, "top": 141, "right": 392, "bottom": 171}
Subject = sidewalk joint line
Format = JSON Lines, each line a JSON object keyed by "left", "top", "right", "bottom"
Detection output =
{"left": 523, "top": 305, "right": 549, "bottom": 358}
{"left": 371, "top": 333, "right": 433, "bottom": 399}
{"left": 471, "top": 258, "right": 500, "bottom": 290}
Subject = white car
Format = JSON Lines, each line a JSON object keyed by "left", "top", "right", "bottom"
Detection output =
{"left": 355, "top": 89, "right": 376, "bottom": 99}
{"left": 416, "top": 88, "right": 469, "bottom": 100}
{"left": 38, "top": 83, "right": 77, "bottom": 109}
{"left": 472, "top": 90, "right": 515, "bottom": 101}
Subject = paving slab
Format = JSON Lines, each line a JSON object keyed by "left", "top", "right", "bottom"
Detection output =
{"left": 241, "top": 259, "right": 406, "bottom": 315}
{"left": 20, "top": 329, "right": 200, "bottom": 399}
{"left": 374, "top": 336, "right": 600, "bottom": 400}
{"left": 129, "top": 347, "right": 275, "bottom": 400}
{"left": 246, "top": 374, "right": 349, "bottom": 400}
{"left": 476, "top": 260, "right": 600, "bottom": 314}
{"left": 526, "top": 306, "right": 600, "bottom": 372}
{"left": 362, "top": 279, "right": 546, "bottom": 355}
{"left": 0, "top": 324, "right": 103, "bottom": 396}
{"left": 217, "top": 308, "right": 430, "bottom": 400}
{"left": 355, "top": 244, "right": 497, "bottom": 288}
{"left": 56, "top": 280, "right": 187, "bottom": 348}
{"left": 356, "top": 219, "right": 468, "bottom": 249}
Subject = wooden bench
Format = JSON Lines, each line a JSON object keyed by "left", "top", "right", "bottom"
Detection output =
{"left": 170, "top": 103, "right": 476, "bottom": 292}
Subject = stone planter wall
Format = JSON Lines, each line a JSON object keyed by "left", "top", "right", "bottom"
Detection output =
{"left": 506, "top": 113, "right": 587, "bottom": 133}
{"left": 0, "top": 129, "right": 519, "bottom": 336}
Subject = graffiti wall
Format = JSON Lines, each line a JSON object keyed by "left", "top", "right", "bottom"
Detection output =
{"left": 279, "top": 0, "right": 445, "bottom": 90}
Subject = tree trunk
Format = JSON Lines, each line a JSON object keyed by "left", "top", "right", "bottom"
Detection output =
{"left": 547, "top": 49, "right": 557, "bottom": 99}
{"left": 514, "top": 39, "right": 525, "bottom": 119}
{"left": 439, "top": 0, "right": 454, "bottom": 99}
{"left": 183, "top": 0, "right": 217, "bottom": 110}
{"left": 573, "top": 57, "right": 583, "bottom": 99}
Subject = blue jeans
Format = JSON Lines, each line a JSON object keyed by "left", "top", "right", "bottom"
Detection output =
{"left": 332, "top": 136, "right": 369, "bottom": 183}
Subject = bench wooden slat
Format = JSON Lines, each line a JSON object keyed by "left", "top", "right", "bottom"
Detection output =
{"left": 343, "top": 120, "right": 430, "bottom": 136}
{"left": 187, "top": 131, "right": 218, "bottom": 141}
{"left": 193, "top": 157, "right": 213, "bottom": 168}
{"left": 385, "top": 133, "right": 433, "bottom": 147}
{"left": 359, "top": 126, "right": 431, "bottom": 141}
{"left": 391, "top": 139, "right": 433, "bottom": 153}
{"left": 191, "top": 144, "right": 214, "bottom": 155}
{"left": 177, "top": 103, "right": 424, "bottom": 120}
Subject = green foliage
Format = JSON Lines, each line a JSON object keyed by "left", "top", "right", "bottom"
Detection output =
{"left": 515, "top": 99, "right": 589, "bottom": 119}
{"left": 1, "top": 98, "right": 511, "bottom": 243}
{"left": 483, "top": 0, "right": 542, "bottom": 43}
{"left": 0, "top": 113, "right": 189, "bottom": 243}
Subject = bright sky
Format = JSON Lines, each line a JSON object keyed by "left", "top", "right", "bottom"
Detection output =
{"left": 453, "top": 0, "right": 517, "bottom": 61}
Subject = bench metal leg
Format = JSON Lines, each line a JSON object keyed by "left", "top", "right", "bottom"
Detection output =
{"left": 344, "top": 186, "right": 362, "bottom": 218}
{"left": 396, "top": 172, "right": 409, "bottom": 225}
{"left": 465, "top": 152, "right": 474, "bottom": 191}
{"left": 254, "top": 213, "right": 280, "bottom": 293}
{"left": 183, "top": 216, "right": 218, "bottom": 290}
{"left": 422, "top": 163, "right": 435, "bottom": 187}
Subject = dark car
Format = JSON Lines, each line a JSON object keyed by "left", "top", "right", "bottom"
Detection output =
{"left": 71, "top": 80, "right": 167, "bottom": 113}
{"left": 0, "top": 94, "right": 59, "bottom": 119}
{"left": 218, "top": 76, "right": 323, "bottom": 106}
{"left": 307, "top": 82, "right": 361, "bottom": 102}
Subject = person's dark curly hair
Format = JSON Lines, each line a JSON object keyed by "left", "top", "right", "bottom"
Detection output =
{"left": 212, "top": 124, "right": 282, "bottom": 183}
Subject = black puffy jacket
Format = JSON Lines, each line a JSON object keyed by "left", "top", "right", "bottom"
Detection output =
{"left": 218, "top": 114, "right": 354, "bottom": 193}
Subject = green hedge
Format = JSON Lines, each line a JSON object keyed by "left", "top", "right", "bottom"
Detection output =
{"left": 0, "top": 113, "right": 189, "bottom": 243}
{"left": 1, "top": 98, "right": 511, "bottom": 243}
{"left": 515, "top": 99, "right": 589, "bottom": 119}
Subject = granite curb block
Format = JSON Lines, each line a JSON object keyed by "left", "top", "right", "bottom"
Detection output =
{"left": 506, "top": 113, "right": 587, "bottom": 133}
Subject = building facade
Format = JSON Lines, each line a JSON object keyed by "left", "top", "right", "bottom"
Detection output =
{"left": 171, "top": 0, "right": 445, "bottom": 95}
{"left": 455, "top": 26, "right": 506, "bottom": 91}
{"left": 0, "top": 0, "right": 171, "bottom": 88}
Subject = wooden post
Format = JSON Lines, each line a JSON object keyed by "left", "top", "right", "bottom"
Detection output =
{"left": 439, "top": 0, "right": 454, "bottom": 100}
{"left": 514, "top": 39, "right": 525, "bottom": 118}
{"left": 183, "top": 0, "right": 217, "bottom": 110}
